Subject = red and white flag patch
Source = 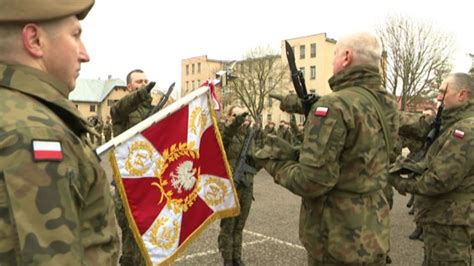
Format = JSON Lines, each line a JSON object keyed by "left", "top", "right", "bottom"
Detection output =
{"left": 314, "top": 107, "right": 329, "bottom": 117}
{"left": 32, "top": 140, "right": 64, "bottom": 161}
{"left": 453, "top": 129, "right": 465, "bottom": 139}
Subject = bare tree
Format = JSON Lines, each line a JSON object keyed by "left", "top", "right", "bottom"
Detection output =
{"left": 224, "top": 46, "right": 288, "bottom": 121}
{"left": 377, "top": 15, "right": 454, "bottom": 110}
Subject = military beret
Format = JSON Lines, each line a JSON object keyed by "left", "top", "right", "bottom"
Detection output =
{"left": 1, "top": 0, "right": 95, "bottom": 22}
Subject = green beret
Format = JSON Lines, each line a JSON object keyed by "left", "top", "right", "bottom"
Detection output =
{"left": 1, "top": 0, "right": 94, "bottom": 22}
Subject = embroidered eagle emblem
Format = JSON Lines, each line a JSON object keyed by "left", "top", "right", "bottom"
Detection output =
{"left": 170, "top": 161, "right": 197, "bottom": 193}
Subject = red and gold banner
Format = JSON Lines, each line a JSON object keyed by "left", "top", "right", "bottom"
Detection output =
{"left": 110, "top": 86, "right": 239, "bottom": 265}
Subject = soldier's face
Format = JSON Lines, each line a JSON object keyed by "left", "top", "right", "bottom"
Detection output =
{"left": 438, "top": 77, "right": 468, "bottom": 110}
{"left": 128, "top": 72, "right": 149, "bottom": 92}
{"left": 40, "top": 16, "right": 90, "bottom": 90}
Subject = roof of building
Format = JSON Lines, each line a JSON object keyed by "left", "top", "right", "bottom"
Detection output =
{"left": 69, "top": 78, "right": 126, "bottom": 102}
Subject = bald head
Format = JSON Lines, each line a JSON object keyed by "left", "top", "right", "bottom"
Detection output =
{"left": 333, "top": 32, "right": 382, "bottom": 74}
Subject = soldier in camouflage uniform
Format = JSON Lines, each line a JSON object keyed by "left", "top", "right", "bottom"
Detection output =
{"left": 0, "top": 1, "right": 120, "bottom": 264}
{"left": 110, "top": 69, "right": 155, "bottom": 136}
{"left": 263, "top": 121, "right": 277, "bottom": 136}
{"left": 398, "top": 109, "right": 435, "bottom": 241}
{"left": 110, "top": 69, "right": 156, "bottom": 265}
{"left": 218, "top": 106, "right": 257, "bottom": 266}
{"left": 103, "top": 116, "right": 113, "bottom": 142}
{"left": 390, "top": 73, "right": 474, "bottom": 265}
{"left": 255, "top": 32, "right": 399, "bottom": 265}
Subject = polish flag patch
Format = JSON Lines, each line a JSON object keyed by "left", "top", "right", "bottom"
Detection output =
{"left": 314, "top": 107, "right": 329, "bottom": 117}
{"left": 453, "top": 129, "right": 465, "bottom": 139}
{"left": 32, "top": 140, "right": 64, "bottom": 161}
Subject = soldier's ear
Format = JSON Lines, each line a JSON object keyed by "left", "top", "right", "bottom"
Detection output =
{"left": 21, "top": 23, "right": 45, "bottom": 58}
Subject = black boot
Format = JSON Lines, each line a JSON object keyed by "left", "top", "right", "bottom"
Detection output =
{"left": 386, "top": 255, "right": 392, "bottom": 264}
{"left": 233, "top": 258, "right": 245, "bottom": 266}
{"left": 224, "top": 259, "right": 233, "bottom": 266}
{"left": 408, "top": 225, "right": 423, "bottom": 240}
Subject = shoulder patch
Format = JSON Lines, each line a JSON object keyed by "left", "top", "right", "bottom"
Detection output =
{"left": 314, "top": 107, "right": 329, "bottom": 117}
{"left": 453, "top": 129, "right": 465, "bottom": 139}
{"left": 32, "top": 140, "right": 64, "bottom": 161}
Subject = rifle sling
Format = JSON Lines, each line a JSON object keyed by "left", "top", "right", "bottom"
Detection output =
{"left": 350, "top": 87, "right": 393, "bottom": 155}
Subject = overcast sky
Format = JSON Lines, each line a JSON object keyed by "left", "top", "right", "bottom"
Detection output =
{"left": 79, "top": 0, "right": 473, "bottom": 95}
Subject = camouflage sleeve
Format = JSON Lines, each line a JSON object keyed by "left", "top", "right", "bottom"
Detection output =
{"left": 272, "top": 96, "right": 345, "bottom": 198}
{"left": 279, "top": 94, "right": 305, "bottom": 114}
{"left": 395, "top": 121, "right": 474, "bottom": 196}
{"left": 0, "top": 127, "right": 119, "bottom": 264}
{"left": 110, "top": 87, "right": 150, "bottom": 122}
{"left": 399, "top": 111, "right": 431, "bottom": 141}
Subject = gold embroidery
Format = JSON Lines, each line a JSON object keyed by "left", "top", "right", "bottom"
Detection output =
{"left": 203, "top": 177, "right": 227, "bottom": 206}
{"left": 150, "top": 217, "right": 180, "bottom": 250}
{"left": 151, "top": 142, "right": 201, "bottom": 214}
{"left": 190, "top": 107, "right": 208, "bottom": 135}
{"left": 125, "top": 141, "right": 154, "bottom": 176}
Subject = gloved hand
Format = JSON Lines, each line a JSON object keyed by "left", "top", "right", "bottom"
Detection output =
{"left": 232, "top": 112, "right": 248, "bottom": 127}
{"left": 144, "top": 81, "right": 156, "bottom": 93}
{"left": 253, "top": 134, "right": 299, "bottom": 161}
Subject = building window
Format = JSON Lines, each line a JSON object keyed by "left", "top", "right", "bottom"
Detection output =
{"left": 299, "top": 45, "right": 305, "bottom": 59}
{"left": 267, "top": 113, "right": 272, "bottom": 122}
{"left": 299, "top": 67, "right": 305, "bottom": 79}
{"left": 192, "top": 80, "right": 195, "bottom": 89}
{"left": 311, "top": 43, "right": 316, "bottom": 58}
{"left": 197, "top": 80, "right": 201, "bottom": 86}
{"left": 89, "top": 104, "right": 96, "bottom": 112}
{"left": 309, "top": 89, "right": 316, "bottom": 94}
{"left": 107, "top": 99, "right": 114, "bottom": 106}
{"left": 198, "top": 63, "right": 201, "bottom": 74}
{"left": 186, "top": 81, "right": 189, "bottom": 90}
{"left": 192, "top": 64, "right": 195, "bottom": 74}
{"left": 267, "top": 96, "right": 273, "bottom": 107}
{"left": 75, "top": 104, "right": 78, "bottom": 109}
{"left": 310, "top": 66, "right": 316, "bottom": 80}
{"left": 186, "top": 65, "right": 189, "bottom": 75}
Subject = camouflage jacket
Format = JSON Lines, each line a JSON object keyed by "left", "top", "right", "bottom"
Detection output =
{"left": 271, "top": 65, "right": 399, "bottom": 263}
{"left": 0, "top": 64, "right": 120, "bottom": 265}
{"left": 110, "top": 87, "right": 153, "bottom": 136}
{"left": 103, "top": 121, "right": 112, "bottom": 136}
{"left": 392, "top": 104, "right": 474, "bottom": 226}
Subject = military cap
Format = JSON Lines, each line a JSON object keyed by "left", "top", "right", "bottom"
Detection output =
{"left": 1, "top": 0, "right": 95, "bottom": 22}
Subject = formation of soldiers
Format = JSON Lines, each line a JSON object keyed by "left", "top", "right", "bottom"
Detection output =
{"left": 1, "top": 1, "right": 474, "bottom": 265}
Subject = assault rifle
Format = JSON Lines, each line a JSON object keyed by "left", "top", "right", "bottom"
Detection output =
{"left": 409, "top": 86, "right": 447, "bottom": 162}
{"left": 233, "top": 123, "right": 258, "bottom": 186}
{"left": 284, "top": 40, "right": 317, "bottom": 118}
{"left": 147, "top": 82, "right": 175, "bottom": 117}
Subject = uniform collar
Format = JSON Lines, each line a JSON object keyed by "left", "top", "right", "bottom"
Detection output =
{"left": 328, "top": 65, "right": 382, "bottom": 92}
{"left": 0, "top": 63, "right": 95, "bottom": 134}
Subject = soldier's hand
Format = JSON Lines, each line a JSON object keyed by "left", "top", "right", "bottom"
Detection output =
{"left": 269, "top": 93, "right": 284, "bottom": 102}
{"left": 144, "top": 81, "right": 156, "bottom": 93}
{"left": 233, "top": 112, "right": 248, "bottom": 127}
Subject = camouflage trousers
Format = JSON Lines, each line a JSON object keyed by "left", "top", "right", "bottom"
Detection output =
{"left": 113, "top": 188, "right": 147, "bottom": 266}
{"left": 423, "top": 223, "right": 471, "bottom": 265}
{"left": 218, "top": 183, "right": 253, "bottom": 260}
{"left": 308, "top": 254, "right": 387, "bottom": 265}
